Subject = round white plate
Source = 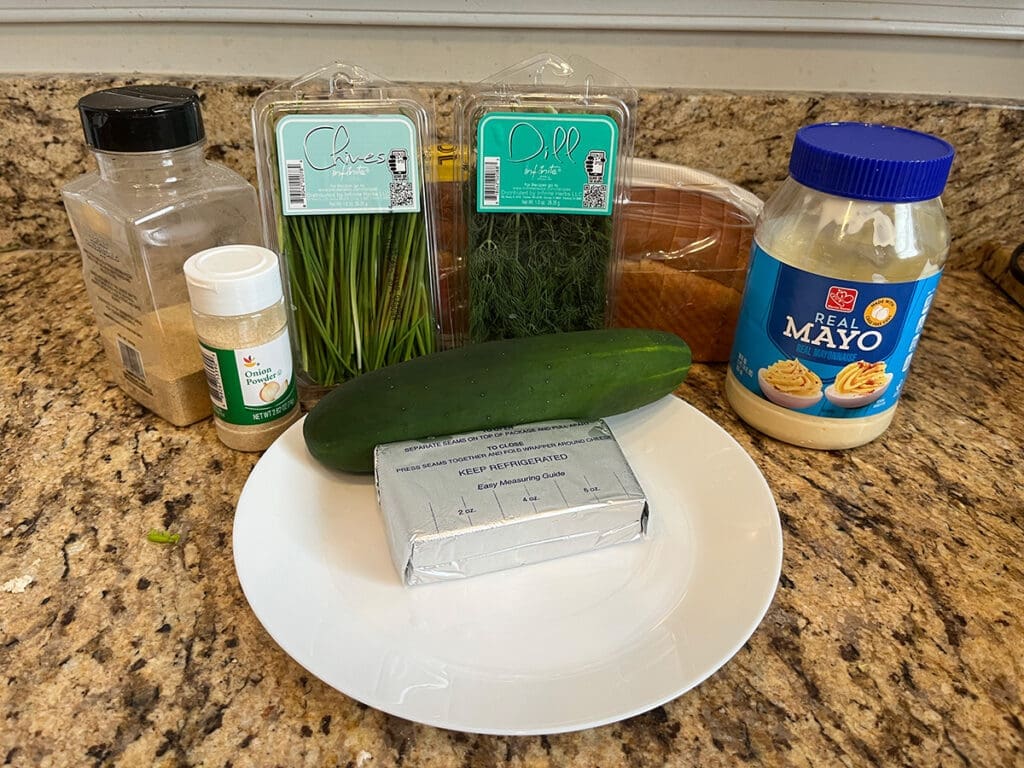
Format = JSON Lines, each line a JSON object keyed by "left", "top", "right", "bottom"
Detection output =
{"left": 233, "top": 396, "right": 782, "bottom": 735}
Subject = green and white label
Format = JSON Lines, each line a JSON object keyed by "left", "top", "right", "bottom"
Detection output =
{"left": 275, "top": 114, "right": 421, "bottom": 216}
{"left": 476, "top": 112, "right": 619, "bottom": 215}
{"left": 200, "top": 330, "right": 297, "bottom": 427}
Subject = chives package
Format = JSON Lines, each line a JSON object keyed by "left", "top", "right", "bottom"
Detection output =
{"left": 252, "top": 63, "right": 441, "bottom": 402}
{"left": 455, "top": 54, "right": 637, "bottom": 343}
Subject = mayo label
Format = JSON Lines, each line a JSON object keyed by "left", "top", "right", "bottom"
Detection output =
{"left": 729, "top": 243, "right": 942, "bottom": 418}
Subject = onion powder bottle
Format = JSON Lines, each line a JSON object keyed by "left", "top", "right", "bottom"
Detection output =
{"left": 184, "top": 245, "right": 300, "bottom": 451}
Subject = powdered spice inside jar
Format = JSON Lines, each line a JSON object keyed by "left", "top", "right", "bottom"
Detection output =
{"left": 184, "top": 245, "right": 300, "bottom": 451}
{"left": 62, "top": 85, "right": 261, "bottom": 425}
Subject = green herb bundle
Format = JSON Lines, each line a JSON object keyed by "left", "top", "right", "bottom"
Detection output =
{"left": 467, "top": 208, "right": 613, "bottom": 343}
{"left": 280, "top": 211, "right": 435, "bottom": 387}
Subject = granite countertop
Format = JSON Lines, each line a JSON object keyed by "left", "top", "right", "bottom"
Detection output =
{"left": 2, "top": 72, "right": 1023, "bottom": 768}
{"left": 1, "top": 247, "right": 1022, "bottom": 767}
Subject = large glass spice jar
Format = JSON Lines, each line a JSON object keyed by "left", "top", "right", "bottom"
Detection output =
{"left": 62, "top": 85, "right": 261, "bottom": 425}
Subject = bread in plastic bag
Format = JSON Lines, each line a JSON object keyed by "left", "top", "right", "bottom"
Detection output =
{"left": 612, "top": 159, "right": 762, "bottom": 362}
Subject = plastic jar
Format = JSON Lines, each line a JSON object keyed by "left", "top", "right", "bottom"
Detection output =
{"left": 725, "top": 122, "right": 954, "bottom": 449}
{"left": 184, "top": 245, "right": 300, "bottom": 451}
{"left": 62, "top": 85, "right": 261, "bottom": 425}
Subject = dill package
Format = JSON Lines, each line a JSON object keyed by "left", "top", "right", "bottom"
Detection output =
{"left": 253, "top": 63, "right": 442, "bottom": 402}
{"left": 456, "top": 54, "right": 636, "bottom": 343}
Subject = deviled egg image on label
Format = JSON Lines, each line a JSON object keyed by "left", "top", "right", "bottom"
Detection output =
{"left": 758, "top": 359, "right": 823, "bottom": 410}
{"left": 824, "top": 361, "right": 892, "bottom": 408}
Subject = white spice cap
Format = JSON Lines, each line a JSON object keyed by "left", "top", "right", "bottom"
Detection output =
{"left": 184, "top": 244, "right": 284, "bottom": 317}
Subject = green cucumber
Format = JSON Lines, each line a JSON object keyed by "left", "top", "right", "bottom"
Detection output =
{"left": 303, "top": 328, "right": 691, "bottom": 473}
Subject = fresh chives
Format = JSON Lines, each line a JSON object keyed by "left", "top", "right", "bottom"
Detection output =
{"left": 279, "top": 210, "right": 435, "bottom": 387}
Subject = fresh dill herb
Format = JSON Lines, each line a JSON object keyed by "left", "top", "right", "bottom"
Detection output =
{"left": 466, "top": 208, "right": 613, "bottom": 342}
{"left": 147, "top": 529, "right": 180, "bottom": 545}
{"left": 278, "top": 210, "right": 435, "bottom": 388}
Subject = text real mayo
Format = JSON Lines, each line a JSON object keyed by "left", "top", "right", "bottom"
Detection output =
{"left": 726, "top": 122, "right": 954, "bottom": 449}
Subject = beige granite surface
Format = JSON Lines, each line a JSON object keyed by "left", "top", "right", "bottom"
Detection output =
{"left": 2, "top": 74, "right": 1024, "bottom": 766}
{"left": 1, "top": 246, "right": 1022, "bottom": 767}
{"left": 1, "top": 76, "right": 1023, "bottom": 269}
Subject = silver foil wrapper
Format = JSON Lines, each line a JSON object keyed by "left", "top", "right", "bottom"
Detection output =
{"left": 374, "top": 420, "right": 648, "bottom": 585}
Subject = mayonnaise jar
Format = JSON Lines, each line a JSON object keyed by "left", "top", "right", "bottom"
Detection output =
{"left": 726, "top": 122, "right": 954, "bottom": 449}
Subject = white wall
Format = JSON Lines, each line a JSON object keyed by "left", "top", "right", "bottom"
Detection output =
{"left": 2, "top": 2, "right": 1023, "bottom": 98}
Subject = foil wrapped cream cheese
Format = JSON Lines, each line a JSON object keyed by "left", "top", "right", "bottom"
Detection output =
{"left": 374, "top": 420, "right": 648, "bottom": 585}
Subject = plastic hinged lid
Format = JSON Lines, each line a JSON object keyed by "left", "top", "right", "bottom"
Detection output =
{"left": 251, "top": 63, "right": 442, "bottom": 401}
{"left": 451, "top": 54, "right": 638, "bottom": 345}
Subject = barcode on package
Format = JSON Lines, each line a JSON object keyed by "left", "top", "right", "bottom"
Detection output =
{"left": 482, "top": 156, "right": 500, "bottom": 206}
{"left": 201, "top": 348, "right": 228, "bottom": 410}
{"left": 285, "top": 160, "right": 307, "bottom": 210}
{"left": 117, "top": 339, "right": 146, "bottom": 383}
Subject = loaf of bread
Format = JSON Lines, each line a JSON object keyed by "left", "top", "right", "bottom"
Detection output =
{"left": 612, "top": 258, "right": 743, "bottom": 362}
{"left": 612, "top": 185, "right": 756, "bottom": 361}
{"left": 622, "top": 186, "right": 754, "bottom": 274}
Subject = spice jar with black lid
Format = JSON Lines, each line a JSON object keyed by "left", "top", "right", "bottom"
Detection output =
{"left": 62, "top": 85, "right": 261, "bottom": 425}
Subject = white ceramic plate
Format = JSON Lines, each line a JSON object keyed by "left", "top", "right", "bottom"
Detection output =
{"left": 233, "top": 396, "right": 782, "bottom": 735}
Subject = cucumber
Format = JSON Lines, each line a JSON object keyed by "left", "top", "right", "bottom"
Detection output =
{"left": 303, "top": 328, "right": 691, "bottom": 472}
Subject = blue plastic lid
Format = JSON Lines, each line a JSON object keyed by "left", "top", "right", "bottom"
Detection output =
{"left": 789, "top": 122, "right": 954, "bottom": 203}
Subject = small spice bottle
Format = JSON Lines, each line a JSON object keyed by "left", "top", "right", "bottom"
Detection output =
{"left": 184, "top": 245, "right": 300, "bottom": 451}
{"left": 726, "top": 122, "right": 954, "bottom": 449}
{"left": 62, "top": 85, "right": 261, "bottom": 425}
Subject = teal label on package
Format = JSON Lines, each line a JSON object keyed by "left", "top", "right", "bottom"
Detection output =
{"left": 476, "top": 112, "right": 618, "bottom": 215}
{"left": 729, "top": 243, "right": 942, "bottom": 419}
{"left": 200, "top": 331, "right": 297, "bottom": 427}
{"left": 275, "top": 114, "right": 421, "bottom": 215}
